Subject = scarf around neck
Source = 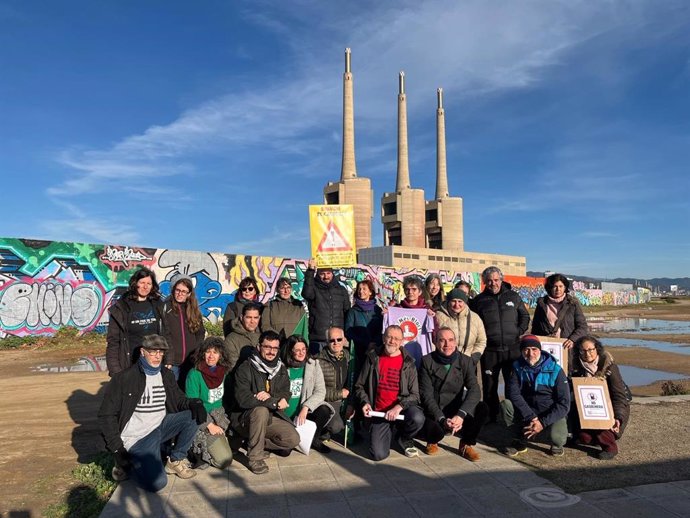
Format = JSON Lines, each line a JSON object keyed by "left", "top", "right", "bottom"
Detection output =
{"left": 249, "top": 350, "right": 283, "bottom": 380}
{"left": 545, "top": 295, "right": 565, "bottom": 337}
{"left": 432, "top": 349, "right": 458, "bottom": 366}
{"left": 579, "top": 356, "right": 599, "bottom": 376}
{"left": 198, "top": 361, "right": 226, "bottom": 389}
{"left": 354, "top": 297, "right": 376, "bottom": 312}
{"left": 400, "top": 297, "right": 427, "bottom": 309}
{"left": 138, "top": 355, "right": 161, "bottom": 376}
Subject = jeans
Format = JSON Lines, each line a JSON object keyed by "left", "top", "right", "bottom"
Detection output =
{"left": 127, "top": 410, "right": 198, "bottom": 492}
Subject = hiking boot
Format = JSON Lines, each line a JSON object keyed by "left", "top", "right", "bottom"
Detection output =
{"left": 248, "top": 459, "right": 269, "bottom": 475}
{"left": 598, "top": 450, "right": 618, "bottom": 460}
{"left": 111, "top": 465, "right": 128, "bottom": 482}
{"left": 312, "top": 438, "right": 332, "bottom": 454}
{"left": 458, "top": 441, "right": 480, "bottom": 462}
{"left": 549, "top": 446, "right": 565, "bottom": 457}
{"left": 501, "top": 440, "right": 528, "bottom": 457}
{"left": 165, "top": 458, "right": 197, "bottom": 479}
{"left": 425, "top": 443, "right": 439, "bottom": 455}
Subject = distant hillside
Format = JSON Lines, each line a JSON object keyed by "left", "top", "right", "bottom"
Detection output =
{"left": 526, "top": 272, "right": 690, "bottom": 291}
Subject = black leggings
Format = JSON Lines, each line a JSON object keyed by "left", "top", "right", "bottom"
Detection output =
{"left": 481, "top": 349, "right": 519, "bottom": 419}
{"left": 307, "top": 405, "right": 333, "bottom": 444}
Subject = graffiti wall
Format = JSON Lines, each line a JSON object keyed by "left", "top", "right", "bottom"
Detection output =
{"left": 0, "top": 237, "right": 650, "bottom": 338}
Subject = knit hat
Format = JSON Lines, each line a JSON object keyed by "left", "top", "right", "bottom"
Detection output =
{"left": 520, "top": 334, "right": 541, "bottom": 351}
{"left": 447, "top": 288, "right": 468, "bottom": 303}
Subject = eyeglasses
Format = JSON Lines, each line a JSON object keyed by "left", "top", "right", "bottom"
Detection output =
{"left": 241, "top": 286, "right": 255, "bottom": 292}
{"left": 329, "top": 337, "right": 344, "bottom": 343}
{"left": 261, "top": 346, "right": 280, "bottom": 352}
{"left": 580, "top": 348, "right": 597, "bottom": 354}
{"left": 142, "top": 349, "right": 165, "bottom": 356}
{"left": 174, "top": 288, "right": 190, "bottom": 295}
{"left": 293, "top": 348, "right": 307, "bottom": 354}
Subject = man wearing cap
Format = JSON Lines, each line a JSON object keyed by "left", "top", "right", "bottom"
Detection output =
{"left": 99, "top": 334, "right": 208, "bottom": 491}
{"left": 436, "top": 288, "right": 486, "bottom": 366}
{"left": 470, "top": 266, "right": 530, "bottom": 422}
{"left": 500, "top": 335, "right": 570, "bottom": 457}
{"left": 301, "top": 258, "right": 351, "bottom": 355}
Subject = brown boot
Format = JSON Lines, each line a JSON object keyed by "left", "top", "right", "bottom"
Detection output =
{"left": 425, "top": 443, "right": 439, "bottom": 455}
{"left": 459, "top": 441, "right": 480, "bottom": 462}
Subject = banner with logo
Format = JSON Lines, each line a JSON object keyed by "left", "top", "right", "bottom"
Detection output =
{"left": 309, "top": 205, "right": 356, "bottom": 268}
{"left": 383, "top": 307, "right": 435, "bottom": 367}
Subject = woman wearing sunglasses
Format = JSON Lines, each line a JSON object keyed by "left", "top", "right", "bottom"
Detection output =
{"left": 222, "top": 277, "right": 263, "bottom": 336}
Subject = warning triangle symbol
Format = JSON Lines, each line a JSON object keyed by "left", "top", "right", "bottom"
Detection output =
{"left": 317, "top": 221, "right": 351, "bottom": 252}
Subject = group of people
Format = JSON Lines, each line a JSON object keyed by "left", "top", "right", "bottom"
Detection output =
{"left": 99, "top": 263, "right": 630, "bottom": 493}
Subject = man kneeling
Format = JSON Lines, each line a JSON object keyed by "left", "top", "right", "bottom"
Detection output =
{"left": 418, "top": 327, "right": 488, "bottom": 460}
{"left": 230, "top": 331, "right": 300, "bottom": 474}
{"left": 500, "top": 335, "right": 570, "bottom": 457}
{"left": 355, "top": 325, "right": 424, "bottom": 460}
{"left": 99, "top": 335, "right": 207, "bottom": 492}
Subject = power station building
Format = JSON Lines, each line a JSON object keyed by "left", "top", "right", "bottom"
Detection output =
{"left": 323, "top": 49, "right": 526, "bottom": 276}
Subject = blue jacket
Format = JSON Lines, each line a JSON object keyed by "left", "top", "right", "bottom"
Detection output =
{"left": 506, "top": 351, "right": 570, "bottom": 428}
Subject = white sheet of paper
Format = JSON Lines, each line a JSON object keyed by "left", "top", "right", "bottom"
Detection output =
{"left": 577, "top": 385, "right": 612, "bottom": 420}
{"left": 293, "top": 418, "right": 317, "bottom": 455}
{"left": 368, "top": 410, "right": 405, "bottom": 421}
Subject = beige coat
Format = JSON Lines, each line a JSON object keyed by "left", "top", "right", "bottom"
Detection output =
{"left": 436, "top": 304, "right": 487, "bottom": 359}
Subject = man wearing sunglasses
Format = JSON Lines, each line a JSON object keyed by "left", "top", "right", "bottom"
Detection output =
{"left": 99, "top": 334, "right": 207, "bottom": 491}
{"left": 230, "top": 330, "right": 300, "bottom": 474}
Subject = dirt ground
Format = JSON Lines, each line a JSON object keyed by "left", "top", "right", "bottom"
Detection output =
{"left": 1, "top": 299, "right": 689, "bottom": 517}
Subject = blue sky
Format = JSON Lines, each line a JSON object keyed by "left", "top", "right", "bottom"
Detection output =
{"left": 1, "top": 0, "right": 689, "bottom": 279}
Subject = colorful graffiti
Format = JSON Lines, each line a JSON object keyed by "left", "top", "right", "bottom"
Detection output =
{"left": 0, "top": 237, "right": 651, "bottom": 338}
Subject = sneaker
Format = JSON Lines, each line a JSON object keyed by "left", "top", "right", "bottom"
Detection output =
{"left": 501, "top": 440, "right": 528, "bottom": 457}
{"left": 248, "top": 459, "right": 269, "bottom": 475}
{"left": 458, "top": 441, "right": 480, "bottom": 462}
{"left": 398, "top": 438, "right": 419, "bottom": 458}
{"left": 111, "top": 465, "right": 128, "bottom": 482}
{"left": 598, "top": 450, "right": 618, "bottom": 460}
{"left": 165, "top": 458, "right": 197, "bottom": 479}
{"left": 312, "top": 439, "right": 332, "bottom": 454}
{"left": 549, "top": 446, "right": 565, "bottom": 457}
{"left": 425, "top": 443, "right": 439, "bottom": 455}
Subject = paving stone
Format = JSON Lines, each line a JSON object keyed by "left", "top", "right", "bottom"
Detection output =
{"left": 163, "top": 492, "right": 226, "bottom": 518}
{"left": 462, "top": 487, "right": 539, "bottom": 515}
{"left": 407, "top": 490, "right": 480, "bottom": 517}
{"left": 225, "top": 484, "right": 288, "bottom": 511}
{"left": 578, "top": 487, "right": 634, "bottom": 501}
{"left": 338, "top": 476, "right": 401, "bottom": 501}
{"left": 348, "top": 496, "right": 420, "bottom": 518}
{"left": 443, "top": 471, "right": 503, "bottom": 492}
{"left": 228, "top": 508, "right": 290, "bottom": 518}
{"left": 648, "top": 495, "right": 690, "bottom": 516}
{"left": 100, "top": 482, "right": 168, "bottom": 518}
{"left": 280, "top": 464, "right": 337, "bottom": 484}
{"left": 284, "top": 479, "right": 345, "bottom": 505}
{"left": 288, "top": 501, "right": 356, "bottom": 518}
{"left": 594, "top": 497, "right": 680, "bottom": 517}
{"left": 669, "top": 480, "right": 690, "bottom": 493}
{"left": 626, "top": 482, "right": 689, "bottom": 498}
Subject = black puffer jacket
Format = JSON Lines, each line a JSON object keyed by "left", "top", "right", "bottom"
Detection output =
{"left": 531, "top": 295, "right": 588, "bottom": 343}
{"left": 106, "top": 296, "right": 166, "bottom": 375}
{"left": 301, "top": 268, "right": 351, "bottom": 342}
{"left": 470, "top": 282, "right": 530, "bottom": 352}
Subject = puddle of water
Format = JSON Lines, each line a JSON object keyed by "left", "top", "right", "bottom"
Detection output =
{"left": 601, "top": 337, "right": 690, "bottom": 355}
{"left": 31, "top": 355, "right": 107, "bottom": 373}
{"left": 617, "top": 365, "right": 688, "bottom": 386}
{"left": 588, "top": 318, "right": 690, "bottom": 334}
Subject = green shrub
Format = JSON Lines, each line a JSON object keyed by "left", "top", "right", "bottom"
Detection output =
{"left": 204, "top": 319, "right": 224, "bottom": 337}
{"left": 660, "top": 380, "right": 689, "bottom": 396}
{"left": 55, "top": 326, "right": 80, "bottom": 339}
{"left": 0, "top": 334, "right": 39, "bottom": 349}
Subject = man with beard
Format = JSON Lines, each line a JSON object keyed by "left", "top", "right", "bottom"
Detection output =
{"left": 471, "top": 266, "right": 530, "bottom": 422}
{"left": 230, "top": 330, "right": 300, "bottom": 474}
{"left": 301, "top": 258, "right": 351, "bottom": 355}
{"left": 355, "top": 325, "right": 424, "bottom": 460}
{"left": 225, "top": 303, "right": 262, "bottom": 371}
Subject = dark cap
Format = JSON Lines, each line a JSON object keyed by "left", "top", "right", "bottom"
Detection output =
{"left": 519, "top": 334, "right": 541, "bottom": 351}
{"left": 447, "top": 288, "right": 468, "bottom": 304}
{"left": 141, "top": 334, "right": 169, "bottom": 350}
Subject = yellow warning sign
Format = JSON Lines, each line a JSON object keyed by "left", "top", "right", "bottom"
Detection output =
{"left": 309, "top": 205, "right": 356, "bottom": 268}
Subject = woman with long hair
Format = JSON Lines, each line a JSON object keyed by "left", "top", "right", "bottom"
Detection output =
{"left": 345, "top": 278, "right": 383, "bottom": 377}
{"left": 425, "top": 273, "right": 445, "bottom": 311}
{"left": 164, "top": 274, "right": 206, "bottom": 382}
{"left": 223, "top": 277, "right": 263, "bottom": 336}
{"left": 571, "top": 336, "right": 630, "bottom": 460}
{"left": 106, "top": 267, "right": 166, "bottom": 375}
{"left": 185, "top": 337, "right": 233, "bottom": 469}
{"left": 282, "top": 335, "right": 335, "bottom": 454}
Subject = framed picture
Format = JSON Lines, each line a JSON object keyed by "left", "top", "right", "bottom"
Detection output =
{"left": 534, "top": 336, "right": 568, "bottom": 373}
{"left": 572, "top": 377, "right": 615, "bottom": 430}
